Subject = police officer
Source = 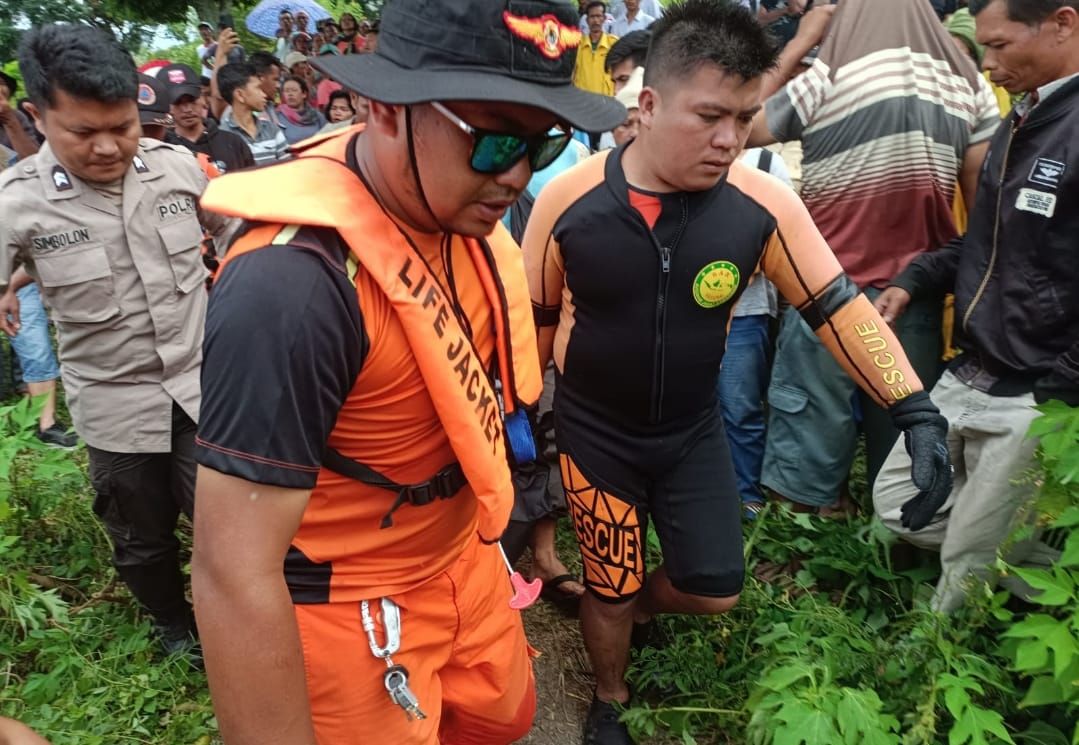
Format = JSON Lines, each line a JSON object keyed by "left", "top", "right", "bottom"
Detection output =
{"left": 0, "top": 24, "right": 239, "bottom": 659}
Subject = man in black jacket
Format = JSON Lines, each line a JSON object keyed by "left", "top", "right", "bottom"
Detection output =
{"left": 873, "top": 0, "right": 1079, "bottom": 612}
{"left": 160, "top": 63, "right": 255, "bottom": 174}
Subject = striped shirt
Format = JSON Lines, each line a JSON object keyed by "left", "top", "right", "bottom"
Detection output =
{"left": 219, "top": 107, "right": 291, "bottom": 167}
{"left": 766, "top": 0, "right": 1000, "bottom": 289}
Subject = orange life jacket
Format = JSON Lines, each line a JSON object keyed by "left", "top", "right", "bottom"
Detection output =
{"left": 201, "top": 126, "right": 542, "bottom": 544}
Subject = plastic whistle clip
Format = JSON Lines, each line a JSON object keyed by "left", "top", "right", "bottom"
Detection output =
{"left": 498, "top": 542, "right": 542, "bottom": 610}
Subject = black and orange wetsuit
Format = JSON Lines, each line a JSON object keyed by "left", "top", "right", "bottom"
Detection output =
{"left": 523, "top": 144, "right": 925, "bottom": 602}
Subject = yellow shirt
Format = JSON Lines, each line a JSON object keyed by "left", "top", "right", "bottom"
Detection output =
{"left": 574, "top": 33, "right": 617, "bottom": 96}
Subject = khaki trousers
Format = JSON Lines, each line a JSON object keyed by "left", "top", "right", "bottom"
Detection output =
{"left": 873, "top": 370, "right": 1058, "bottom": 612}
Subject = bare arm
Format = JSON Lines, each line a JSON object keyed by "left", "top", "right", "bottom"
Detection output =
{"left": 0, "top": 266, "right": 34, "bottom": 336}
{"left": 7, "top": 266, "right": 32, "bottom": 294}
{"left": 746, "top": 109, "right": 777, "bottom": 149}
{"left": 959, "top": 141, "right": 989, "bottom": 215}
{"left": 209, "top": 29, "right": 240, "bottom": 122}
{"left": 0, "top": 718, "right": 51, "bottom": 745}
{"left": 759, "top": 4, "right": 835, "bottom": 101}
{"left": 192, "top": 467, "right": 318, "bottom": 745}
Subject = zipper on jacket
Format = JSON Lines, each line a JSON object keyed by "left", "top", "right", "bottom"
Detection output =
{"left": 652, "top": 246, "right": 671, "bottom": 423}
{"left": 649, "top": 196, "right": 689, "bottom": 424}
{"left": 961, "top": 122, "right": 1017, "bottom": 332}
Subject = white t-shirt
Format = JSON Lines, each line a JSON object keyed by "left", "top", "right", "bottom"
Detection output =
{"left": 612, "top": 11, "right": 655, "bottom": 36}
{"left": 197, "top": 43, "right": 214, "bottom": 78}
{"left": 606, "top": 0, "right": 665, "bottom": 19}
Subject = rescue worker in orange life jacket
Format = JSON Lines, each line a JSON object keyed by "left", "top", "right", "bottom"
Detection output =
{"left": 190, "top": 1, "right": 625, "bottom": 744}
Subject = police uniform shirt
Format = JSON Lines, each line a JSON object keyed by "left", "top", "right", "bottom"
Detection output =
{"left": 0, "top": 138, "right": 240, "bottom": 453}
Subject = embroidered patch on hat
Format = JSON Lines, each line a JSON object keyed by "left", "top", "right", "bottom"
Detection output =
{"left": 167, "top": 69, "right": 187, "bottom": 85}
{"left": 503, "top": 12, "right": 582, "bottom": 60}
{"left": 1028, "top": 158, "right": 1065, "bottom": 189}
{"left": 137, "top": 83, "right": 156, "bottom": 106}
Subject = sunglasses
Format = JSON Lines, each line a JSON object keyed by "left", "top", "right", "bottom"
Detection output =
{"left": 430, "top": 102, "right": 573, "bottom": 175}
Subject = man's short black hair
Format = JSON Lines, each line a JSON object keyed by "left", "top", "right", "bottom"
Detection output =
{"left": 606, "top": 30, "right": 651, "bottom": 71}
{"left": 248, "top": 50, "right": 282, "bottom": 77}
{"left": 18, "top": 23, "right": 137, "bottom": 109}
{"left": 218, "top": 62, "right": 257, "bottom": 105}
{"left": 586, "top": 1, "right": 608, "bottom": 13}
{"left": 969, "top": 0, "right": 1079, "bottom": 24}
{"left": 644, "top": 0, "right": 779, "bottom": 88}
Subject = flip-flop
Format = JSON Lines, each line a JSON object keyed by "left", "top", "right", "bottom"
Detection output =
{"left": 540, "top": 574, "right": 584, "bottom": 615}
{"left": 743, "top": 501, "right": 766, "bottom": 521}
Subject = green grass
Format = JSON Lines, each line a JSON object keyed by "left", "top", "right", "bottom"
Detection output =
{"left": 2, "top": 400, "right": 1077, "bottom": 745}
{"left": 0, "top": 395, "right": 216, "bottom": 745}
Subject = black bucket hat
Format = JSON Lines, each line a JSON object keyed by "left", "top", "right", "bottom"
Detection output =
{"left": 311, "top": 0, "right": 626, "bottom": 133}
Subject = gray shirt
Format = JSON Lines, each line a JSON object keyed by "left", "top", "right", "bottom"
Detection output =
{"left": 220, "top": 106, "right": 291, "bottom": 167}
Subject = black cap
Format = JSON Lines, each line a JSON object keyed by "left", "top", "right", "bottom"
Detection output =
{"left": 137, "top": 73, "right": 171, "bottom": 126}
{"left": 159, "top": 63, "right": 203, "bottom": 104}
{"left": 311, "top": 0, "right": 625, "bottom": 133}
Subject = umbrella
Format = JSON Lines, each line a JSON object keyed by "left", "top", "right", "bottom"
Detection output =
{"left": 244, "top": 0, "right": 333, "bottom": 39}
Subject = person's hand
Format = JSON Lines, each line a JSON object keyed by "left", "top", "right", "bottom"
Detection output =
{"left": 0, "top": 104, "right": 14, "bottom": 129}
{"left": 792, "top": 3, "right": 837, "bottom": 46}
{"left": 890, "top": 392, "right": 953, "bottom": 532}
{"left": 0, "top": 716, "right": 54, "bottom": 745}
{"left": 0, "top": 290, "right": 20, "bottom": 337}
{"left": 217, "top": 29, "right": 239, "bottom": 56}
{"left": 786, "top": 0, "right": 809, "bottom": 14}
{"left": 873, "top": 286, "right": 912, "bottom": 328}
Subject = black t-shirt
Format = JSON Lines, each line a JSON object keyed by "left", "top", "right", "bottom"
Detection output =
{"left": 196, "top": 225, "right": 367, "bottom": 489}
{"left": 167, "top": 121, "right": 256, "bottom": 174}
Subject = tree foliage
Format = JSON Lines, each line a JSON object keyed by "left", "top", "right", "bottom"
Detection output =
{"left": 0, "top": 0, "right": 163, "bottom": 57}
{"left": 1, "top": 0, "right": 384, "bottom": 62}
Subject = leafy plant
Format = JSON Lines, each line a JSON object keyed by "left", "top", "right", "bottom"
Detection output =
{"left": 993, "top": 402, "right": 1079, "bottom": 745}
{"left": 0, "top": 394, "right": 213, "bottom": 744}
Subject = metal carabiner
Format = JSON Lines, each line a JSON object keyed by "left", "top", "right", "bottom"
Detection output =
{"left": 360, "top": 597, "right": 402, "bottom": 661}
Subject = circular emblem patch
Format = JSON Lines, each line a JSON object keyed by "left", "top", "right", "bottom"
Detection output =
{"left": 543, "top": 19, "right": 561, "bottom": 56}
{"left": 692, "top": 261, "right": 740, "bottom": 309}
{"left": 137, "top": 83, "right": 156, "bottom": 106}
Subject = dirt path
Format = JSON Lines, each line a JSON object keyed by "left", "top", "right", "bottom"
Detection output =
{"left": 518, "top": 601, "right": 593, "bottom": 744}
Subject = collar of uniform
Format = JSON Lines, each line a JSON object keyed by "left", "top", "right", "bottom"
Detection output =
{"left": 603, "top": 140, "right": 728, "bottom": 212}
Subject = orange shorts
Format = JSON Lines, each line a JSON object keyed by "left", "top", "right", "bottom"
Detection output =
{"left": 293, "top": 535, "right": 536, "bottom": 744}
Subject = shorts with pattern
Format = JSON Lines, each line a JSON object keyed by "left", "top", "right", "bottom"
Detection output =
{"left": 556, "top": 398, "right": 744, "bottom": 603}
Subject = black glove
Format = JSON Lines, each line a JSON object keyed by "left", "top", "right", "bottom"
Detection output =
{"left": 1033, "top": 371, "right": 1079, "bottom": 407}
{"left": 889, "top": 391, "right": 953, "bottom": 532}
